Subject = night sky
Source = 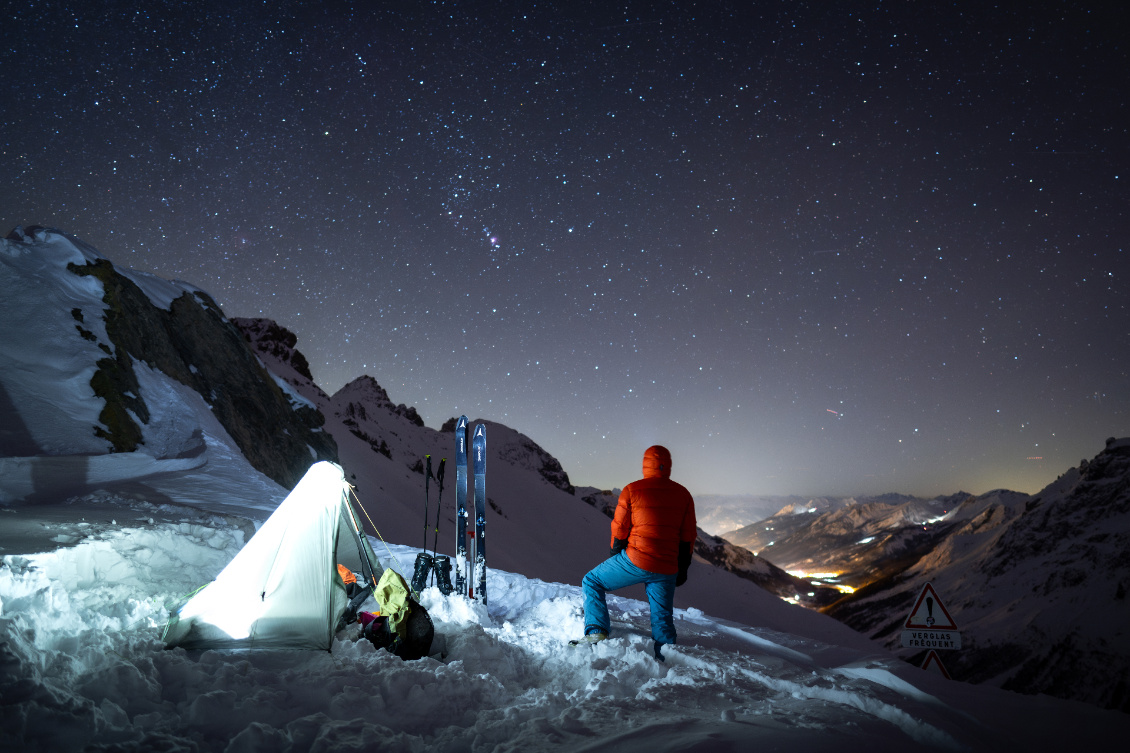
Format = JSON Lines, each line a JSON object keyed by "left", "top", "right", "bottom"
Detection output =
{"left": 3, "top": 1, "right": 1127, "bottom": 498}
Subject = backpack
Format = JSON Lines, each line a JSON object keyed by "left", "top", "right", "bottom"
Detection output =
{"left": 361, "top": 569, "right": 434, "bottom": 660}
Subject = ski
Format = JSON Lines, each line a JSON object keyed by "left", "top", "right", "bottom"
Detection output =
{"left": 454, "top": 416, "right": 469, "bottom": 596}
{"left": 472, "top": 423, "right": 487, "bottom": 604}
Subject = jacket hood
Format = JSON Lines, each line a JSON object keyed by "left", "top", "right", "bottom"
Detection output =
{"left": 642, "top": 445, "right": 672, "bottom": 479}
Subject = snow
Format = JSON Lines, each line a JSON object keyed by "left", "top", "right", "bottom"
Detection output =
{"left": 0, "top": 229, "right": 111, "bottom": 456}
{"left": 114, "top": 266, "right": 207, "bottom": 312}
{"left": 3, "top": 229, "right": 1129, "bottom": 750}
{"left": 4, "top": 470, "right": 1129, "bottom": 751}
{"left": 270, "top": 371, "right": 317, "bottom": 411}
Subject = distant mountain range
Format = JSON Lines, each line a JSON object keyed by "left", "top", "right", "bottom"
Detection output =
{"left": 722, "top": 493, "right": 964, "bottom": 600}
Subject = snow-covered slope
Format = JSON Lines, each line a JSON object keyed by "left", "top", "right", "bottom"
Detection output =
{"left": 4, "top": 479, "right": 1129, "bottom": 751}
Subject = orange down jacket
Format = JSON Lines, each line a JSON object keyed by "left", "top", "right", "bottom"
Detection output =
{"left": 610, "top": 445, "right": 697, "bottom": 574}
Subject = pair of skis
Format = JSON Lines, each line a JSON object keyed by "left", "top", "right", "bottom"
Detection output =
{"left": 454, "top": 416, "right": 487, "bottom": 604}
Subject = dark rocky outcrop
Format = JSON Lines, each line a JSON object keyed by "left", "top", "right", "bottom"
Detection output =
{"left": 231, "top": 317, "right": 313, "bottom": 380}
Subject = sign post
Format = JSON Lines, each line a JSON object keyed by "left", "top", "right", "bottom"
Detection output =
{"left": 900, "top": 582, "right": 960, "bottom": 676}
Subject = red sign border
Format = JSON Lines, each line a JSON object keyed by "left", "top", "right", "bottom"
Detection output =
{"left": 921, "top": 649, "right": 952, "bottom": 679}
{"left": 904, "top": 582, "right": 959, "bottom": 630}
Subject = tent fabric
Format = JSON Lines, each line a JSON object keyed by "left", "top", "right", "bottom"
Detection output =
{"left": 162, "top": 461, "right": 385, "bottom": 650}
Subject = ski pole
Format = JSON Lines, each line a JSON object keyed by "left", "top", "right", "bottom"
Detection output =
{"left": 431, "top": 457, "right": 447, "bottom": 557}
{"left": 423, "top": 455, "right": 434, "bottom": 552}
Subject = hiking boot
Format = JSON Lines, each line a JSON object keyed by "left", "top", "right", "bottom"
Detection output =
{"left": 433, "top": 555, "right": 454, "bottom": 596}
{"left": 410, "top": 552, "right": 433, "bottom": 593}
{"left": 568, "top": 631, "right": 608, "bottom": 646}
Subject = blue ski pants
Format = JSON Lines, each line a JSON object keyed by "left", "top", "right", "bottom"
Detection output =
{"left": 582, "top": 551, "right": 677, "bottom": 645}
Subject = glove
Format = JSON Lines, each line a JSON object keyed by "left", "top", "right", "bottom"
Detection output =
{"left": 675, "top": 541, "right": 692, "bottom": 587}
{"left": 610, "top": 537, "right": 628, "bottom": 557}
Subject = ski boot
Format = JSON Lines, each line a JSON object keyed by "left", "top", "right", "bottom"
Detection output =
{"left": 432, "top": 554, "right": 454, "bottom": 596}
{"left": 410, "top": 552, "right": 433, "bottom": 593}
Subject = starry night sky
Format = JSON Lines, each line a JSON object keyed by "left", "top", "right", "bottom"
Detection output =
{"left": 3, "top": 1, "right": 1127, "bottom": 497}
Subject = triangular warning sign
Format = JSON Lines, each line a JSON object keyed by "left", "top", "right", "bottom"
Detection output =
{"left": 904, "top": 582, "right": 958, "bottom": 630}
{"left": 921, "top": 650, "right": 951, "bottom": 679}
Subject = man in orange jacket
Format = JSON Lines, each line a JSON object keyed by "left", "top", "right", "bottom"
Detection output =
{"left": 578, "top": 445, "right": 697, "bottom": 661}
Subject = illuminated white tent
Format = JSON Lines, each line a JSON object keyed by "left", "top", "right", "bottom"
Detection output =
{"left": 162, "top": 461, "right": 384, "bottom": 650}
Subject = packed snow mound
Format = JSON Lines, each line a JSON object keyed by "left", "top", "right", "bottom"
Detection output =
{"left": 0, "top": 227, "right": 116, "bottom": 456}
{"left": 4, "top": 500, "right": 1126, "bottom": 752}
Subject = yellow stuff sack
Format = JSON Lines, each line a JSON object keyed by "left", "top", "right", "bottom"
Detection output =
{"left": 373, "top": 569, "right": 412, "bottom": 638}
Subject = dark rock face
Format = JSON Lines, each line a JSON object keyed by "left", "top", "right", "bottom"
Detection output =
{"left": 67, "top": 257, "right": 337, "bottom": 488}
{"left": 580, "top": 489, "right": 618, "bottom": 518}
{"left": 987, "top": 438, "right": 1130, "bottom": 578}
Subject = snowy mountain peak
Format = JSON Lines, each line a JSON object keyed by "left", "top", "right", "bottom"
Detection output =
{"left": 0, "top": 228, "right": 337, "bottom": 489}
{"left": 1070, "top": 435, "right": 1130, "bottom": 497}
{"left": 334, "top": 375, "right": 426, "bottom": 428}
{"left": 774, "top": 497, "right": 854, "bottom": 517}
